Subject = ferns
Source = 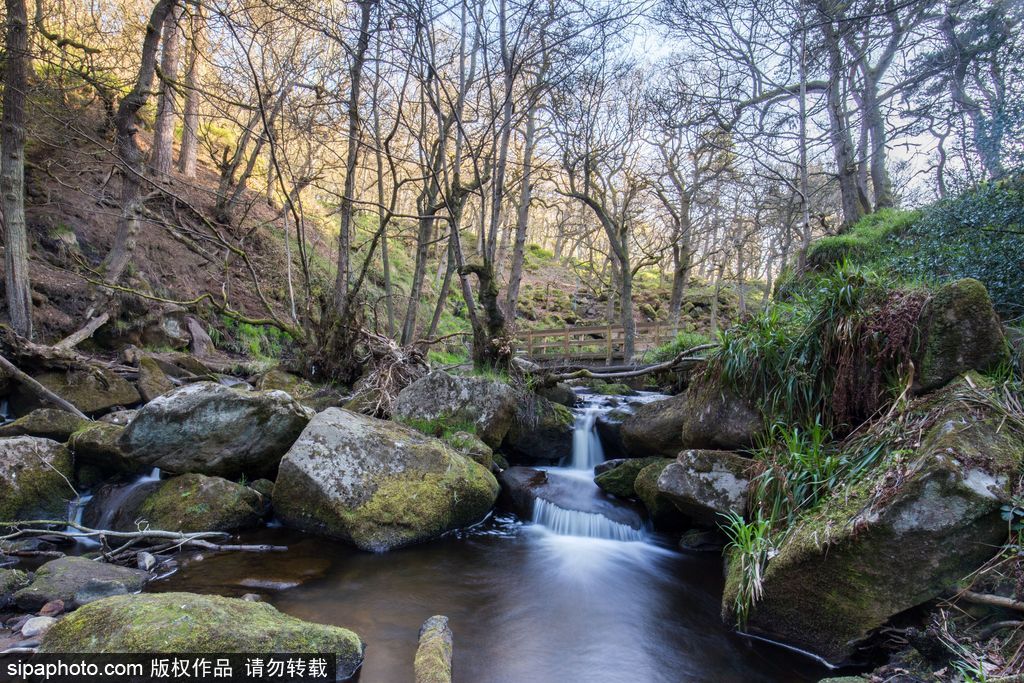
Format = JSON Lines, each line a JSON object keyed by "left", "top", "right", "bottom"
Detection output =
{"left": 720, "top": 510, "right": 772, "bottom": 629}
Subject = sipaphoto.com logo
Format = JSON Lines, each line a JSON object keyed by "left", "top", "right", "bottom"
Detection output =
{"left": 7, "top": 659, "right": 144, "bottom": 680}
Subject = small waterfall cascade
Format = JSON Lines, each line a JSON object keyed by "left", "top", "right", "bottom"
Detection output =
{"left": 0, "top": 399, "right": 12, "bottom": 425}
{"left": 570, "top": 405, "right": 605, "bottom": 470}
{"left": 531, "top": 392, "right": 647, "bottom": 543}
{"left": 532, "top": 497, "right": 644, "bottom": 542}
{"left": 94, "top": 467, "right": 162, "bottom": 531}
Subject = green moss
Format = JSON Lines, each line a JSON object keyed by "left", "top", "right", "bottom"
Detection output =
{"left": 39, "top": 592, "right": 364, "bottom": 677}
{"left": 0, "top": 568, "right": 31, "bottom": 605}
{"left": 136, "top": 473, "right": 263, "bottom": 533}
{"left": 595, "top": 457, "right": 666, "bottom": 498}
{"left": 341, "top": 457, "right": 499, "bottom": 552}
{"left": 633, "top": 459, "right": 678, "bottom": 524}
{"left": 589, "top": 381, "right": 636, "bottom": 396}
{"left": 806, "top": 208, "right": 920, "bottom": 270}
{"left": 0, "top": 439, "right": 74, "bottom": 522}
{"left": 0, "top": 409, "right": 88, "bottom": 440}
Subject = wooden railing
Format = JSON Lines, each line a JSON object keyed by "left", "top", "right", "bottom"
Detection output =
{"left": 518, "top": 322, "right": 669, "bottom": 362}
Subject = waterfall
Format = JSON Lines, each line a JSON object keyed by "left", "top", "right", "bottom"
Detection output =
{"left": 0, "top": 399, "right": 11, "bottom": 425}
{"left": 531, "top": 498, "right": 644, "bottom": 542}
{"left": 570, "top": 406, "right": 604, "bottom": 470}
{"left": 94, "top": 468, "right": 162, "bottom": 531}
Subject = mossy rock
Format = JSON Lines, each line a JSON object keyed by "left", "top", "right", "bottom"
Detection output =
{"left": 656, "top": 450, "right": 754, "bottom": 526}
{"left": 69, "top": 422, "right": 140, "bottom": 478}
{"left": 255, "top": 367, "right": 314, "bottom": 398}
{"left": 136, "top": 473, "right": 264, "bottom": 533}
{"left": 0, "top": 436, "right": 74, "bottom": 522}
{"left": 733, "top": 375, "right": 1024, "bottom": 664}
{"left": 414, "top": 615, "right": 453, "bottom": 683}
{"left": 14, "top": 556, "right": 149, "bottom": 611}
{"left": 589, "top": 381, "right": 636, "bottom": 396}
{"left": 633, "top": 459, "right": 682, "bottom": 527}
{"left": 27, "top": 368, "right": 140, "bottom": 415}
{"left": 594, "top": 457, "right": 666, "bottom": 498}
{"left": 0, "top": 568, "right": 31, "bottom": 609}
{"left": 0, "top": 408, "right": 88, "bottom": 441}
{"left": 502, "top": 397, "right": 574, "bottom": 465}
{"left": 137, "top": 357, "right": 174, "bottom": 402}
{"left": 274, "top": 408, "right": 499, "bottom": 552}
{"left": 38, "top": 592, "right": 365, "bottom": 678}
{"left": 445, "top": 430, "right": 493, "bottom": 470}
{"left": 913, "top": 278, "right": 1010, "bottom": 393}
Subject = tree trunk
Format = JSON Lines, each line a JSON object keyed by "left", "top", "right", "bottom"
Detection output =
{"left": 2, "top": 0, "right": 32, "bottom": 338}
{"left": 176, "top": 6, "right": 204, "bottom": 178}
{"left": 104, "top": 0, "right": 177, "bottom": 284}
{"left": 503, "top": 102, "right": 537, "bottom": 323}
{"left": 333, "top": 0, "right": 373, "bottom": 317}
{"left": 149, "top": 6, "right": 182, "bottom": 178}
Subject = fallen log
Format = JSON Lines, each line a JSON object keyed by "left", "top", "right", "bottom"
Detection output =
{"left": 0, "top": 353, "right": 90, "bottom": 419}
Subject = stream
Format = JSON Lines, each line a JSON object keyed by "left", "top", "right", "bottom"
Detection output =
{"left": 140, "top": 391, "right": 829, "bottom": 681}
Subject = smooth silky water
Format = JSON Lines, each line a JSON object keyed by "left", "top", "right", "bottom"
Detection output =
{"left": 150, "top": 393, "right": 829, "bottom": 682}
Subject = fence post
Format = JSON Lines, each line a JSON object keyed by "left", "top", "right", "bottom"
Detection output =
{"left": 562, "top": 330, "right": 570, "bottom": 359}
{"left": 526, "top": 331, "right": 533, "bottom": 358}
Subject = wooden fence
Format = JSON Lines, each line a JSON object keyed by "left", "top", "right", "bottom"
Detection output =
{"left": 518, "top": 322, "right": 669, "bottom": 362}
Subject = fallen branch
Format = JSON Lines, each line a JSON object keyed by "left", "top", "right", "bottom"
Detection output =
{"left": 975, "top": 620, "right": 1024, "bottom": 640}
{"left": 540, "top": 343, "right": 718, "bottom": 383}
{"left": 961, "top": 591, "right": 1024, "bottom": 613}
{"left": 0, "top": 353, "right": 90, "bottom": 419}
{"left": 54, "top": 312, "right": 111, "bottom": 351}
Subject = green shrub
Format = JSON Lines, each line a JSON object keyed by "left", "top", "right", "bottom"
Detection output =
{"left": 650, "top": 331, "right": 713, "bottom": 361}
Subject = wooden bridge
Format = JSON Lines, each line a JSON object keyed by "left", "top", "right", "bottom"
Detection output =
{"left": 518, "top": 322, "right": 670, "bottom": 363}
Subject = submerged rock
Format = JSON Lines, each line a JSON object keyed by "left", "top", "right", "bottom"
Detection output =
{"left": 913, "top": 278, "right": 1009, "bottom": 393}
{"left": 0, "top": 436, "right": 74, "bottom": 522}
{"left": 38, "top": 592, "right": 365, "bottom": 678}
{"left": 135, "top": 473, "right": 264, "bottom": 533}
{"left": 415, "top": 615, "right": 453, "bottom": 683}
{"left": 594, "top": 457, "right": 668, "bottom": 498}
{"left": 120, "top": 382, "right": 312, "bottom": 479}
{"left": 394, "top": 371, "right": 519, "bottom": 448}
{"left": 726, "top": 375, "right": 1024, "bottom": 663}
{"left": 657, "top": 450, "right": 754, "bottom": 526}
{"left": 274, "top": 408, "right": 499, "bottom": 552}
{"left": 0, "top": 408, "right": 88, "bottom": 441}
{"left": 14, "top": 556, "right": 149, "bottom": 612}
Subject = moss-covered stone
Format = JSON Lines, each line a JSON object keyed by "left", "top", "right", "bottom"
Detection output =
{"left": 0, "top": 408, "right": 88, "bottom": 441}
{"left": 0, "top": 436, "right": 74, "bottom": 522}
{"left": 502, "top": 397, "right": 574, "bottom": 465}
{"left": 445, "top": 430, "right": 492, "bottom": 469}
{"left": 69, "top": 422, "right": 140, "bottom": 478}
{"left": 414, "top": 615, "right": 453, "bottom": 683}
{"left": 135, "top": 473, "right": 264, "bottom": 533}
{"left": 274, "top": 408, "right": 499, "bottom": 552}
{"left": 914, "top": 278, "right": 1010, "bottom": 393}
{"left": 594, "top": 457, "right": 666, "bottom": 498}
{"left": 734, "top": 375, "right": 1024, "bottom": 664}
{"left": 657, "top": 449, "right": 754, "bottom": 526}
{"left": 14, "top": 556, "right": 149, "bottom": 611}
{"left": 633, "top": 459, "right": 683, "bottom": 527}
{"left": 38, "top": 592, "right": 364, "bottom": 677}
{"left": 27, "top": 368, "right": 140, "bottom": 415}
{"left": 255, "top": 367, "right": 314, "bottom": 397}
{"left": 0, "top": 568, "right": 31, "bottom": 608}
{"left": 137, "top": 357, "right": 174, "bottom": 402}
{"left": 394, "top": 371, "right": 519, "bottom": 448}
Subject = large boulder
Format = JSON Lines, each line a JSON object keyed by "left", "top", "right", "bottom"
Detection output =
{"left": 620, "top": 394, "right": 687, "bottom": 457}
{"left": 657, "top": 450, "right": 754, "bottom": 526}
{"left": 274, "top": 408, "right": 499, "bottom": 552}
{"left": 725, "top": 375, "right": 1024, "bottom": 663}
{"left": 0, "top": 437, "right": 74, "bottom": 522}
{"left": 20, "top": 368, "right": 140, "bottom": 415}
{"left": 132, "top": 473, "right": 264, "bottom": 533}
{"left": 594, "top": 456, "right": 668, "bottom": 498}
{"left": 633, "top": 459, "right": 685, "bottom": 527}
{"left": 0, "top": 568, "right": 31, "bottom": 609}
{"left": 38, "top": 592, "right": 365, "bottom": 678}
{"left": 119, "top": 382, "right": 313, "bottom": 479}
{"left": 0, "top": 408, "right": 88, "bottom": 441}
{"left": 913, "top": 279, "right": 1010, "bottom": 393}
{"left": 14, "top": 556, "right": 149, "bottom": 612}
{"left": 69, "top": 422, "right": 140, "bottom": 479}
{"left": 502, "top": 396, "right": 574, "bottom": 464}
{"left": 394, "top": 371, "right": 519, "bottom": 448}
{"left": 677, "top": 379, "right": 762, "bottom": 451}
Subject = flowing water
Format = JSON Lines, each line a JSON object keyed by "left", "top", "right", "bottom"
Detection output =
{"left": 148, "top": 392, "right": 828, "bottom": 682}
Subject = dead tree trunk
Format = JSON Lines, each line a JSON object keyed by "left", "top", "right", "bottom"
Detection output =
{"left": 177, "top": 4, "right": 204, "bottom": 179}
